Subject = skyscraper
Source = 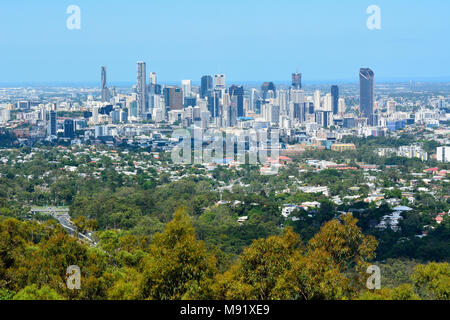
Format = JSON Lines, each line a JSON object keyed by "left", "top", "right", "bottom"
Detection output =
{"left": 149, "top": 72, "right": 157, "bottom": 86}
{"left": 49, "top": 110, "right": 57, "bottom": 136}
{"left": 359, "top": 68, "right": 375, "bottom": 123}
{"left": 324, "top": 93, "right": 333, "bottom": 112}
{"left": 64, "top": 119, "right": 75, "bottom": 139}
{"left": 331, "top": 85, "right": 339, "bottom": 115}
{"left": 292, "top": 72, "right": 302, "bottom": 89}
{"left": 201, "top": 75, "right": 213, "bottom": 98}
{"left": 214, "top": 74, "right": 226, "bottom": 90}
{"left": 148, "top": 72, "right": 158, "bottom": 110}
{"left": 261, "top": 82, "right": 276, "bottom": 99}
{"left": 137, "top": 61, "right": 147, "bottom": 119}
{"left": 163, "top": 86, "right": 183, "bottom": 111}
{"left": 101, "top": 66, "right": 109, "bottom": 102}
{"left": 181, "top": 80, "right": 192, "bottom": 99}
{"left": 208, "top": 91, "right": 220, "bottom": 118}
{"left": 229, "top": 85, "right": 245, "bottom": 118}
{"left": 291, "top": 89, "right": 306, "bottom": 122}
{"left": 314, "top": 90, "right": 321, "bottom": 111}
{"left": 315, "top": 110, "right": 332, "bottom": 128}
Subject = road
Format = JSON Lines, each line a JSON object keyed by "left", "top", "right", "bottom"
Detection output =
{"left": 30, "top": 207, "right": 97, "bottom": 246}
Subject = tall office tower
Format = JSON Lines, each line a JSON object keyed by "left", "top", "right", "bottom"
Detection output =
{"left": 163, "top": 86, "right": 183, "bottom": 111}
{"left": 101, "top": 66, "right": 109, "bottom": 102}
{"left": 148, "top": 72, "right": 158, "bottom": 110}
{"left": 149, "top": 72, "right": 157, "bottom": 85}
{"left": 338, "top": 98, "right": 346, "bottom": 114}
{"left": 226, "top": 97, "right": 238, "bottom": 127}
{"left": 64, "top": 119, "right": 75, "bottom": 139}
{"left": 208, "top": 91, "right": 220, "bottom": 118}
{"left": 110, "top": 86, "right": 117, "bottom": 99}
{"left": 324, "top": 93, "right": 333, "bottom": 112}
{"left": 181, "top": 80, "right": 192, "bottom": 99}
{"left": 250, "top": 88, "right": 258, "bottom": 112}
{"left": 292, "top": 72, "right": 302, "bottom": 89}
{"left": 270, "top": 104, "right": 281, "bottom": 125}
{"left": 201, "top": 75, "right": 213, "bottom": 98}
{"left": 314, "top": 90, "right": 321, "bottom": 111}
{"left": 261, "top": 82, "right": 276, "bottom": 99}
{"left": 315, "top": 110, "right": 332, "bottom": 128}
{"left": 331, "top": 85, "right": 339, "bottom": 115}
{"left": 37, "top": 105, "right": 46, "bottom": 121}
{"left": 308, "top": 102, "right": 315, "bottom": 114}
{"left": 214, "top": 74, "right": 226, "bottom": 90}
{"left": 137, "top": 61, "right": 147, "bottom": 119}
{"left": 229, "top": 85, "right": 245, "bottom": 118}
{"left": 359, "top": 68, "right": 375, "bottom": 123}
{"left": 49, "top": 110, "right": 57, "bottom": 136}
{"left": 278, "top": 90, "right": 289, "bottom": 116}
{"left": 291, "top": 89, "right": 305, "bottom": 121}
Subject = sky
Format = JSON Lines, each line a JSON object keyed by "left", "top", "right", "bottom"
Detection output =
{"left": 0, "top": 0, "right": 449, "bottom": 84}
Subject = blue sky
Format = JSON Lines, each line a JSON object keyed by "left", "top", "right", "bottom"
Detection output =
{"left": 0, "top": 0, "right": 449, "bottom": 84}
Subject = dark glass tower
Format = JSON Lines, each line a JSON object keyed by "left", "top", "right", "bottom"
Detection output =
{"left": 292, "top": 72, "right": 302, "bottom": 89}
{"left": 201, "top": 75, "right": 213, "bottom": 99}
{"left": 229, "top": 85, "right": 245, "bottom": 117}
{"left": 49, "top": 110, "right": 57, "bottom": 136}
{"left": 261, "top": 82, "right": 276, "bottom": 99}
{"left": 331, "top": 85, "right": 339, "bottom": 115}
{"left": 64, "top": 119, "right": 75, "bottom": 138}
{"left": 359, "top": 68, "right": 374, "bottom": 122}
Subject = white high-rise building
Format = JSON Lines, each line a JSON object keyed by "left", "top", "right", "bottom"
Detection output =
{"left": 0, "top": 107, "right": 10, "bottom": 124}
{"left": 278, "top": 90, "right": 289, "bottom": 116}
{"left": 214, "top": 74, "right": 226, "bottom": 90}
{"left": 314, "top": 90, "right": 321, "bottom": 111}
{"left": 250, "top": 88, "right": 257, "bottom": 112}
{"left": 137, "top": 61, "right": 147, "bottom": 119}
{"left": 387, "top": 100, "right": 396, "bottom": 115}
{"left": 92, "top": 106, "right": 99, "bottom": 124}
{"left": 149, "top": 72, "right": 157, "bottom": 85}
{"left": 181, "top": 80, "right": 192, "bottom": 99}
{"left": 338, "top": 98, "right": 346, "bottom": 114}
{"left": 324, "top": 93, "right": 333, "bottom": 112}
{"left": 437, "top": 146, "right": 450, "bottom": 163}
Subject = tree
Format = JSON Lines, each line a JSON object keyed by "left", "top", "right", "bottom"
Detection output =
{"left": 359, "top": 284, "right": 420, "bottom": 300}
{"left": 273, "top": 248, "right": 351, "bottom": 300}
{"left": 307, "top": 214, "right": 378, "bottom": 293}
{"left": 212, "top": 228, "right": 302, "bottom": 300}
{"left": 13, "top": 285, "right": 64, "bottom": 300}
{"left": 411, "top": 262, "right": 450, "bottom": 300}
{"left": 139, "top": 208, "right": 217, "bottom": 300}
